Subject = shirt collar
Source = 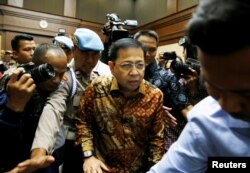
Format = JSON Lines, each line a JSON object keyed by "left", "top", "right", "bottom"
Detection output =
{"left": 226, "top": 111, "right": 250, "bottom": 128}
{"left": 110, "top": 77, "right": 146, "bottom": 96}
{"left": 209, "top": 97, "right": 250, "bottom": 128}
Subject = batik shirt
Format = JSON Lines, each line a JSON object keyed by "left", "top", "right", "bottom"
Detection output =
{"left": 76, "top": 76, "right": 164, "bottom": 173}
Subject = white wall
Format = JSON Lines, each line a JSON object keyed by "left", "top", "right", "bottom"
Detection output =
{"left": 8, "top": 0, "right": 23, "bottom": 7}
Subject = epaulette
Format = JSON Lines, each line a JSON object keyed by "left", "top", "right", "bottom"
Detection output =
{"left": 62, "top": 68, "right": 76, "bottom": 99}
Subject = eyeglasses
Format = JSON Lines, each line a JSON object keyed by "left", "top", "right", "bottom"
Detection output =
{"left": 116, "top": 62, "right": 145, "bottom": 71}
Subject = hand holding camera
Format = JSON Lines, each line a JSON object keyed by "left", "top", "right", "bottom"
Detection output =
{"left": 5, "top": 62, "right": 55, "bottom": 112}
{"left": 162, "top": 51, "right": 200, "bottom": 77}
{"left": 6, "top": 67, "right": 36, "bottom": 112}
{"left": 183, "top": 68, "right": 199, "bottom": 95}
{"left": 17, "top": 62, "right": 55, "bottom": 84}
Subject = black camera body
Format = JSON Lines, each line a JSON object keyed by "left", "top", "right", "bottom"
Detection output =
{"left": 163, "top": 51, "right": 177, "bottom": 60}
{"left": 18, "top": 62, "right": 55, "bottom": 84}
{"left": 105, "top": 13, "right": 138, "bottom": 41}
{"left": 170, "top": 58, "right": 200, "bottom": 76}
{"left": 162, "top": 51, "right": 200, "bottom": 76}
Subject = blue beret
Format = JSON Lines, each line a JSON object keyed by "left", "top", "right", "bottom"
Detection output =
{"left": 53, "top": 36, "right": 74, "bottom": 50}
{"left": 73, "top": 28, "right": 104, "bottom": 51}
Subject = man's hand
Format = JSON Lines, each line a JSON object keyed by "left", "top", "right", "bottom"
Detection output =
{"left": 6, "top": 68, "right": 36, "bottom": 112}
{"left": 163, "top": 106, "right": 177, "bottom": 128}
{"left": 102, "top": 22, "right": 112, "bottom": 36}
{"left": 83, "top": 156, "right": 110, "bottom": 173}
{"left": 6, "top": 148, "right": 55, "bottom": 173}
{"left": 182, "top": 68, "right": 198, "bottom": 96}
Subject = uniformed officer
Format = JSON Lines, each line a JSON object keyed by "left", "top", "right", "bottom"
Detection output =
{"left": 53, "top": 35, "right": 74, "bottom": 64}
{"left": 18, "top": 28, "right": 112, "bottom": 173}
{"left": 63, "top": 28, "right": 112, "bottom": 173}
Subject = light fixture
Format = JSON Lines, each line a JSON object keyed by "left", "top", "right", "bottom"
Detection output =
{"left": 39, "top": 20, "right": 48, "bottom": 29}
{"left": 58, "top": 28, "right": 66, "bottom": 36}
{"left": 58, "top": 28, "right": 66, "bottom": 33}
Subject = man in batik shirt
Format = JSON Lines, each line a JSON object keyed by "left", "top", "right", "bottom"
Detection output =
{"left": 76, "top": 38, "right": 164, "bottom": 173}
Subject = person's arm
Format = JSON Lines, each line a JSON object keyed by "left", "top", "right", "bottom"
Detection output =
{"left": 75, "top": 85, "right": 110, "bottom": 173}
{"left": 148, "top": 92, "right": 165, "bottom": 166}
{"left": 7, "top": 70, "right": 72, "bottom": 173}
{"left": 2, "top": 69, "right": 70, "bottom": 173}
{"left": 165, "top": 74, "right": 193, "bottom": 119}
{"left": 100, "top": 22, "right": 112, "bottom": 64}
{"left": 182, "top": 68, "right": 199, "bottom": 97}
{"left": 31, "top": 75, "right": 70, "bottom": 154}
{"left": 6, "top": 148, "right": 55, "bottom": 173}
{"left": 1, "top": 68, "right": 35, "bottom": 127}
{"left": 15, "top": 70, "right": 72, "bottom": 173}
{"left": 0, "top": 68, "right": 35, "bottom": 172}
{"left": 75, "top": 86, "right": 94, "bottom": 152}
{"left": 163, "top": 106, "right": 177, "bottom": 128}
{"left": 5, "top": 148, "right": 55, "bottom": 173}
{"left": 147, "top": 121, "right": 208, "bottom": 173}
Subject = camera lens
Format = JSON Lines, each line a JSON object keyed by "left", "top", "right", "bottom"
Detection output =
{"left": 170, "top": 60, "right": 191, "bottom": 76}
{"left": 30, "top": 63, "right": 55, "bottom": 84}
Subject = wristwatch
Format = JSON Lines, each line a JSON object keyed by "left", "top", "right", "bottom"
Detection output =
{"left": 83, "top": 150, "right": 94, "bottom": 158}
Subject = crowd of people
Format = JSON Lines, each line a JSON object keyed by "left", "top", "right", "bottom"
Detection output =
{"left": 1, "top": 0, "right": 250, "bottom": 172}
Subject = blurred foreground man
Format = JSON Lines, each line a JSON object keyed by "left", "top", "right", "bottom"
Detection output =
{"left": 147, "top": 0, "right": 250, "bottom": 172}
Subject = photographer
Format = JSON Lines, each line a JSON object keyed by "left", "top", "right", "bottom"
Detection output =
{"left": 134, "top": 30, "right": 193, "bottom": 152}
{"left": 100, "top": 13, "right": 137, "bottom": 64}
{"left": 178, "top": 36, "right": 208, "bottom": 104}
{"left": 157, "top": 51, "right": 183, "bottom": 70}
{"left": 0, "top": 43, "right": 68, "bottom": 173}
{"left": 100, "top": 21, "right": 121, "bottom": 64}
{"left": 158, "top": 37, "right": 208, "bottom": 105}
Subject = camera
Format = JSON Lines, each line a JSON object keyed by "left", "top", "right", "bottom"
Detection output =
{"left": 170, "top": 58, "right": 200, "bottom": 76}
{"left": 103, "top": 13, "right": 138, "bottom": 41}
{"left": 163, "top": 51, "right": 177, "bottom": 60}
{"left": 18, "top": 62, "right": 55, "bottom": 84}
{"left": 162, "top": 51, "right": 200, "bottom": 76}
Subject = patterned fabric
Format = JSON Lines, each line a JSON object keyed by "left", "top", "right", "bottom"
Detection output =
{"left": 144, "top": 60, "right": 191, "bottom": 151}
{"left": 76, "top": 76, "right": 164, "bottom": 173}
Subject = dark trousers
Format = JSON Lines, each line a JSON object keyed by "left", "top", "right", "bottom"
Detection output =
{"left": 62, "top": 140, "right": 83, "bottom": 173}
